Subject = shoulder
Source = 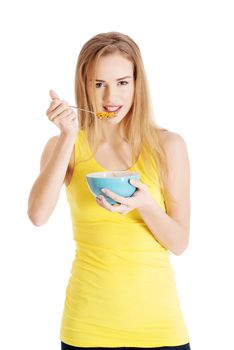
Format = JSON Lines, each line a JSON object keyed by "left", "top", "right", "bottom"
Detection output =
{"left": 158, "top": 128, "right": 189, "bottom": 160}
{"left": 157, "top": 129, "right": 190, "bottom": 191}
{"left": 157, "top": 127, "right": 184, "bottom": 143}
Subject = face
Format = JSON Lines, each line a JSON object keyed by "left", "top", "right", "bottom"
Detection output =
{"left": 89, "top": 53, "right": 135, "bottom": 124}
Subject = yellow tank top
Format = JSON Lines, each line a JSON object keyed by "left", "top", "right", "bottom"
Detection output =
{"left": 60, "top": 129, "right": 189, "bottom": 347}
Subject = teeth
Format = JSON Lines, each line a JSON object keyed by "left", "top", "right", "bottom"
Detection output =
{"left": 104, "top": 106, "right": 121, "bottom": 112}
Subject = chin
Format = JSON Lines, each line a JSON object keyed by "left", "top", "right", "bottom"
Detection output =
{"left": 109, "top": 112, "right": 127, "bottom": 123}
{"left": 108, "top": 117, "right": 123, "bottom": 124}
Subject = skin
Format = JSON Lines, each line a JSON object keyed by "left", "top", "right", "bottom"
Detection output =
{"left": 89, "top": 53, "right": 135, "bottom": 144}
{"left": 96, "top": 133, "right": 191, "bottom": 256}
{"left": 96, "top": 178, "right": 151, "bottom": 212}
{"left": 92, "top": 56, "right": 190, "bottom": 255}
{"left": 41, "top": 55, "right": 190, "bottom": 255}
{"left": 91, "top": 54, "right": 153, "bottom": 212}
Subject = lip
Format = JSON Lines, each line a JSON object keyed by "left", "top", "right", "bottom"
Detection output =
{"left": 103, "top": 105, "right": 122, "bottom": 113}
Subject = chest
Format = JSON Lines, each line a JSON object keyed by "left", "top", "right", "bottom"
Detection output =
{"left": 93, "top": 143, "right": 134, "bottom": 171}
{"left": 65, "top": 139, "right": 138, "bottom": 187}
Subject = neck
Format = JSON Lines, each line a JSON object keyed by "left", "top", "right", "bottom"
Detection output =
{"left": 100, "top": 122, "right": 127, "bottom": 144}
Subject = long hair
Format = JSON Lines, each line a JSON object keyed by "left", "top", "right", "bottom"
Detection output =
{"left": 74, "top": 31, "right": 176, "bottom": 213}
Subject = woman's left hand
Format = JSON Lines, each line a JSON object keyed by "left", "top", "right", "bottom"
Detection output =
{"left": 96, "top": 179, "right": 152, "bottom": 215}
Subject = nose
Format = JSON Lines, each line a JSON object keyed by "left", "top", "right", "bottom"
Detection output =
{"left": 103, "top": 85, "right": 118, "bottom": 104}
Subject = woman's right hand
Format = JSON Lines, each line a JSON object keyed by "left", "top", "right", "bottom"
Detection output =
{"left": 46, "top": 89, "right": 79, "bottom": 136}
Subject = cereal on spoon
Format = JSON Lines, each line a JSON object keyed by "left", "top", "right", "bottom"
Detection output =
{"left": 96, "top": 111, "right": 116, "bottom": 119}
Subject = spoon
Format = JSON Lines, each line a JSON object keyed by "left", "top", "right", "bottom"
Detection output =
{"left": 69, "top": 105, "right": 116, "bottom": 119}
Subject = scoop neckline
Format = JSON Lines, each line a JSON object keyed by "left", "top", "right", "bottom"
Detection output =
{"left": 82, "top": 129, "right": 141, "bottom": 172}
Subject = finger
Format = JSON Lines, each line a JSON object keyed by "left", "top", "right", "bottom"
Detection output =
{"left": 96, "top": 197, "right": 103, "bottom": 205}
{"left": 48, "top": 103, "right": 70, "bottom": 120}
{"left": 119, "top": 204, "right": 130, "bottom": 215}
{"left": 101, "top": 189, "right": 128, "bottom": 205}
{"left": 50, "top": 109, "right": 73, "bottom": 122}
{"left": 47, "top": 99, "right": 61, "bottom": 114}
{"left": 48, "top": 99, "right": 69, "bottom": 115}
{"left": 96, "top": 196, "right": 126, "bottom": 214}
{"left": 96, "top": 196, "right": 113, "bottom": 210}
{"left": 49, "top": 89, "right": 60, "bottom": 100}
{"left": 130, "top": 179, "right": 147, "bottom": 191}
{"left": 101, "top": 195, "right": 119, "bottom": 209}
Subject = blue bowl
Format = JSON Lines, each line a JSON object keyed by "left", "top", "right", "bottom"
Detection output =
{"left": 86, "top": 171, "right": 140, "bottom": 205}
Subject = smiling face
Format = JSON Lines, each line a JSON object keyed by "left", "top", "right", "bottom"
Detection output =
{"left": 90, "top": 53, "right": 135, "bottom": 124}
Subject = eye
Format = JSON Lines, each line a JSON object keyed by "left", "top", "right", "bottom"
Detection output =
{"left": 117, "top": 81, "right": 129, "bottom": 86}
{"left": 95, "top": 82, "right": 106, "bottom": 88}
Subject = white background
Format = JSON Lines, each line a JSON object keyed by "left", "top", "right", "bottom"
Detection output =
{"left": 0, "top": 0, "right": 233, "bottom": 349}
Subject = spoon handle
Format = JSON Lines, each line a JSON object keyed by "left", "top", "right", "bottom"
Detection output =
{"left": 69, "top": 105, "right": 95, "bottom": 115}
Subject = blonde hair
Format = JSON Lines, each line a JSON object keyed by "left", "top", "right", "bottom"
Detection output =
{"left": 74, "top": 31, "right": 176, "bottom": 213}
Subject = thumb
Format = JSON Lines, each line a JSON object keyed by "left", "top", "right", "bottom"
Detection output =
{"left": 130, "top": 178, "right": 147, "bottom": 191}
{"left": 49, "top": 89, "right": 60, "bottom": 100}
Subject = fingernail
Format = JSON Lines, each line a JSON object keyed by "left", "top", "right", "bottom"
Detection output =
{"left": 101, "top": 189, "right": 107, "bottom": 193}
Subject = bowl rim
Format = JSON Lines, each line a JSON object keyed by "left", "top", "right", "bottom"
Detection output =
{"left": 86, "top": 171, "right": 139, "bottom": 178}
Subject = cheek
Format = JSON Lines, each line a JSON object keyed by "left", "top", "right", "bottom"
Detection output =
{"left": 94, "top": 91, "right": 103, "bottom": 106}
{"left": 125, "top": 88, "right": 134, "bottom": 104}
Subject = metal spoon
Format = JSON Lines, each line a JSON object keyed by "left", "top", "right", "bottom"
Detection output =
{"left": 69, "top": 105, "right": 116, "bottom": 119}
{"left": 69, "top": 105, "right": 96, "bottom": 115}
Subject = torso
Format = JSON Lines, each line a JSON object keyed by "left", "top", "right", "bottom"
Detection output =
{"left": 64, "top": 128, "right": 169, "bottom": 186}
{"left": 90, "top": 141, "right": 136, "bottom": 171}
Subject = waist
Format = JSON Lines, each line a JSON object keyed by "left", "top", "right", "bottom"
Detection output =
{"left": 67, "top": 245, "right": 179, "bottom": 324}
{"left": 70, "top": 241, "right": 173, "bottom": 283}
{"left": 71, "top": 221, "right": 167, "bottom": 253}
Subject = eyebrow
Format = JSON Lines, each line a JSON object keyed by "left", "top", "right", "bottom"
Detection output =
{"left": 95, "top": 76, "right": 133, "bottom": 82}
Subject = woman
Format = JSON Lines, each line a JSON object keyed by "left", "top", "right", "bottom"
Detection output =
{"left": 27, "top": 32, "right": 191, "bottom": 350}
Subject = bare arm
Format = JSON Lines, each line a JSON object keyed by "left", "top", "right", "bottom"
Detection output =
{"left": 96, "top": 130, "right": 190, "bottom": 255}
{"left": 27, "top": 89, "right": 78, "bottom": 226}
{"left": 27, "top": 132, "right": 76, "bottom": 226}
{"left": 137, "top": 132, "right": 191, "bottom": 255}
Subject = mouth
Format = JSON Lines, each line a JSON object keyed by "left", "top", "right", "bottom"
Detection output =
{"left": 103, "top": 105, "right": 122, "bottom": 114}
